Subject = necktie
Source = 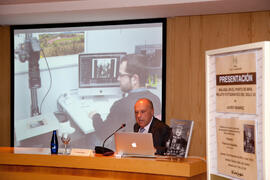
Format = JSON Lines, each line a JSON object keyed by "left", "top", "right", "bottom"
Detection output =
{"left": 139, "top": 128, "right": 145, "bottom": 133}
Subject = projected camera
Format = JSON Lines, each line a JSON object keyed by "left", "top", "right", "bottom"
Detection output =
{"left": 17, "top": 37, "right": 41, "bottom": 89}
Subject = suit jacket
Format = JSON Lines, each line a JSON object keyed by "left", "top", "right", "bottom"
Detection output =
{"left": 134, "top": 117, "right": 172, "bottom": 155}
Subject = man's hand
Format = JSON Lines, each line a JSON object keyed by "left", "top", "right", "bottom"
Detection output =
{"left": 89, "top": 112, "right": 103, "bottom": 131}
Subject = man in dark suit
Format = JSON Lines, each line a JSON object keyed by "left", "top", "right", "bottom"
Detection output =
{"left": 133, "top": 98, "right": 171, "bottom": 155}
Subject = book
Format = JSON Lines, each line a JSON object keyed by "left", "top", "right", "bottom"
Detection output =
{"left": 165, "top": 119, "right": 194, "bottom": 158}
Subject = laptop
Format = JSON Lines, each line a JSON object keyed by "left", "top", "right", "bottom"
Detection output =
{"left": 114, "top": 132, "right": 156, "bottom": 157}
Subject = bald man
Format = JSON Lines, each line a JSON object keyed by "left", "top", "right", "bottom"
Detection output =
{"left": 133, "top": 98, "right": 171, "bottom": 155}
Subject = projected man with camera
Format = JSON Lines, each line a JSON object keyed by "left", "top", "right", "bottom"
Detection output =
{"left": 91, "top": 54, "right": 161, "bottom": 149}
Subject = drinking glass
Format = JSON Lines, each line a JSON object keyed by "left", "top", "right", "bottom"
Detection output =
{"left": 61, "top": 133, "right": 71, "bottom": 155}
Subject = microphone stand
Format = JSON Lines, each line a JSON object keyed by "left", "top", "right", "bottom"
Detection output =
{"left": 95, "top": 124, "right": 126, "bottom": 155}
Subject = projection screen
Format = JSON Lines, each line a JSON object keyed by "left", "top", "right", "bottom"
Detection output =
{"left": 11, "top": 19, "right": 166, "bottom": 150}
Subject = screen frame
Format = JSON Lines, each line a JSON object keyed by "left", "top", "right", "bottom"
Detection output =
{"left": 10, "top": 18, "right": 167, "bottom": 147}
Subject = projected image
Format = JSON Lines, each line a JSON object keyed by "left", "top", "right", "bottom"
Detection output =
{"left": 39, "top": 32, "right": 84, "bottom": 57}
{"left": 13, "top": 20, "right": 164, "bottom": 151}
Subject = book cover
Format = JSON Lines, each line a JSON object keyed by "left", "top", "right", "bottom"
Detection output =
{"left": 166, "top": 119, "right": 194, "bottom": 158}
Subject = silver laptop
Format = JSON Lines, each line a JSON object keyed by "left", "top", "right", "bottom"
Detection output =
{"left": 114, "top": 132, "right": 156, "bottom": 157}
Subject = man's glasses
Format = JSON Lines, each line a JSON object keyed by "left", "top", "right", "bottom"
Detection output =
{"left": 118, "top": 72, "right": 133, "bottom": 78}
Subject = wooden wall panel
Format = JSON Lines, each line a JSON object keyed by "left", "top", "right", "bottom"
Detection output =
{"left": 251, "top": 11, "right": 270, "bottom": 41}
{"left": 166, "top": 16, "right": 206, "bottom": 156}
{"left": 200, "top": 13, "right": 252, "bottom": 51}
{"left": 166, "top": 17, "right": 191, "bottom": 120}
{"left": 0, "top": 26, "right": 10, "bottom": 147}
{"left": 189, "top": 16, "right": 206, "bottom": 157}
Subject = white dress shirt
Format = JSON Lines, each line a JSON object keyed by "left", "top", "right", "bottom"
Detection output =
{"left": 139, "top": 117, "right": 153, "bottom": 133}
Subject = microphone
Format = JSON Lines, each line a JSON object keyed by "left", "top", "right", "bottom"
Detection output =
{"left": 95, "top": 123, "right": 126, "bottom": 156}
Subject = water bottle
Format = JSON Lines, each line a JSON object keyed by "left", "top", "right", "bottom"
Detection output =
{"left": 50, "top": 130, "right": 58, "bottom": 154}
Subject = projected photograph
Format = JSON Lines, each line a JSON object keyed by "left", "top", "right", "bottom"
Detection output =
{"left": 39, "top": 32, "right": 84, "bottom": 57}
{"left": 13, "top": 20, "right": 165, "bottom": 151}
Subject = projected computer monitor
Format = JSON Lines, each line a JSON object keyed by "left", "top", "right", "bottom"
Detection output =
{"left": 78, "top": 52, "right": 126, "bottom": 96}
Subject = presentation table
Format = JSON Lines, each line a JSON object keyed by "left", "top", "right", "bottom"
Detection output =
{"left": 0, "top": 147, "right": 206, "bottom": 180}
